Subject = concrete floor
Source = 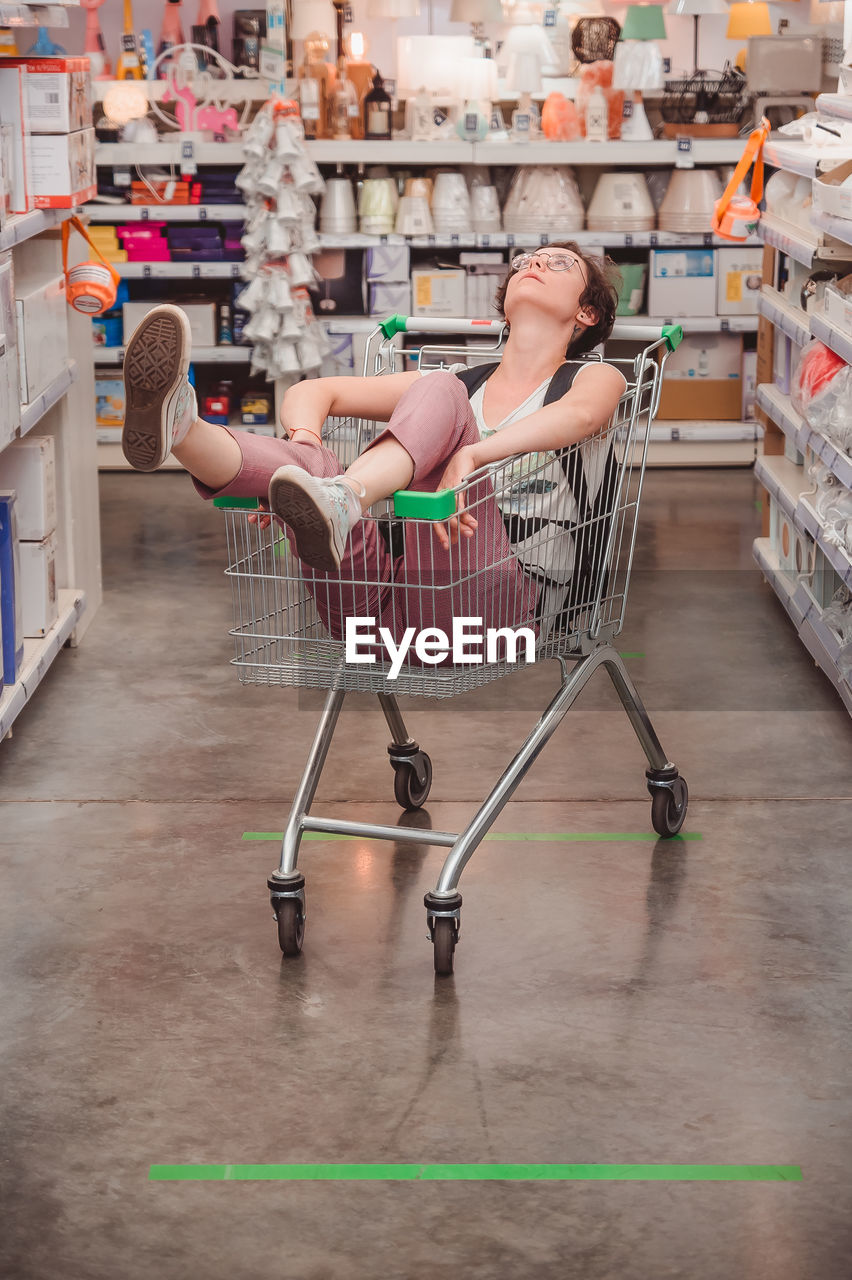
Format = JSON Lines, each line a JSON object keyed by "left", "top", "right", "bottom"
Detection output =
{"left": 1, "top": 468, "right": 850, "bottom": 1279}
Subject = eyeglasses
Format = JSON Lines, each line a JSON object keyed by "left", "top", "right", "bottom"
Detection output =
{"left": 511, "top": 252, "right": 586, "bottom": 279}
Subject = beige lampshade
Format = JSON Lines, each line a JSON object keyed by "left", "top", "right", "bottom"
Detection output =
{"left": 368, "top": 0, "right": 421, "bottom": 15}
{"left": 290, "top": 0, "right": 334, "bottom": 40}
{"left": 450, "top": 0, "right": 504, "bottom": 20}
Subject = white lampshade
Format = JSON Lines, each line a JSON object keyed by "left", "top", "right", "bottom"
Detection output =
{"left": 397, "top": 35, "right": 477, "bottom": 98}
{"left": 368, "top": 0, "right": 421, "bottom": 16}
{"left": 458, "top": 56, "right": 500, "bottom": 99}
{"left": 612, "top": 40, "right": 665, "bottom": 91}
{"left": 666, "top": 0, "right": 726, "bottom": 13}
{"left": 290, "top": 0, "right": 334, "bottom": 40}
{"left": 502, "top": 21, "right": 556, "bottom": 94}
{"left": 450, "top": 0, "right": 504, "bottom": 20}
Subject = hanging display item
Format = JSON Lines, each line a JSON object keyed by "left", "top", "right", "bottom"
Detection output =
{"left": 712, "top": 116, "right": 770, "bottom": 240}
{"left": 62, "top": 216, "right": 121, "bottom": 317}
{"left": 235, "top": 100, "right": 329, "bottom": 379}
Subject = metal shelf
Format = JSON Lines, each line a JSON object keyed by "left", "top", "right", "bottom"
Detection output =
{"left": 810, "top": 209, "right": 852, "bottom": 251}
{"left": 756, "top": 383, "right": 806, "bottom": 450}
{"left": 763, "top": 140, "right": 849, "bottom": 179}
{"left": 95, "top": 345, "right": 253, "bottom": 365}
{"left": 757, "top": 286, "right": 811, "bottom": 346}
{"left": 758, "top": 213, "right": 819, "bottom": 269}
{"left": 470, "top": 139, "right": 748, "bottom": 166}
{"left": 87, "top": 204, "right": 246, "bottom": 223}
{"left": 95, "top": 142, "right": 246, "bottom": 166}
{"left": 797, "top": 495, "right": 852, "bottom": 591}
{"left": 815, "top": 94, "right": 852, "bottom": 124}
{"left": 0, "top": 589, "right": 86, "bottom": 741}
{"left": 810, "top": 309, "right": 852, "bottom": 365}
{"left": 0, "top": 207, "right": 75, "bottom": 252}
{"left": 754, "top": 451, "right": 808, "bottom": 519}
{"left": 112, "top": 261, "right": 245, "bottom": 279}
{"left": 753, "top": 536, "right": 806, "bottom": 628}
{"left": 19, "top": 362, "right": 77, "bottom": 440}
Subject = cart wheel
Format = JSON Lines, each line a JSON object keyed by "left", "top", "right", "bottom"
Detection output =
{"left": 650, "top": 776, "right": 688, "bottom": 838}
{"left": 432, "top": 917, "right": 457, "bottom": 976}
{"left": 276, "top": 899, "right": 305, "bottom": 956}
{"left": 393, "top": 752, "right": 432, "bottom": 810}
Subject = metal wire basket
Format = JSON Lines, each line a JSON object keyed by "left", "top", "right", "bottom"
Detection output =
{"left": 662, "top": 69, "right": 747, "bottom": 126}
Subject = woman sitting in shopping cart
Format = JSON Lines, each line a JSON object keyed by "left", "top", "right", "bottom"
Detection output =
{"left": 120, "top": 243, "right": 627, "bottom": 644}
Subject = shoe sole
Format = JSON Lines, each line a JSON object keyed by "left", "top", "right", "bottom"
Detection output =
{"left": 268, "top": 469, "right": 343, "bottom": 574}
{"left": 122, "top": 305, "right": 191, "bottom": 471}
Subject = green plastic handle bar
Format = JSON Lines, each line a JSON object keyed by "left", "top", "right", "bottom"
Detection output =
{"left": 213, "top": 496, "right": 260, "bottom": 509}
{"left": 379, "top": 313, "right": 408, "bottom": 339}
{"left": 662, "top": 324, "right": 683, "bottom": 352}
{"left": 393, "top": 487, "right": 457, "bottom": 520}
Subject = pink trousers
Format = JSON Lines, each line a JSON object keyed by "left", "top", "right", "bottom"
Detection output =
{"left": 194, "top": 372, "right": 539, "bottom": 640}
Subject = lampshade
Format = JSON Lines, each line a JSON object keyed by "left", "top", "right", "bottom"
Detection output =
{"left": 809, "top": 0, "right": 845, "bottom": 23}
{"left": 450, "top": 0, "right": 504, "bottom": 20}
{"left": 368, "top": 0, "right": 420, "bottom": 16}
{"left": 397, "top": 35, "right": 476, "bottom": 98}
{"left": 666, "top": 0, "right": 726, "bottom": 14}
{"left": 726, "top": 2, "right": 772, "bottom": 39}
{"left": 290, "top": 0, "right": 334, "bottom": 40}
{"left": 458, "top": 55, "right": 500, "bottom": 99}
{"left": 503, "top": 20, "right": 557, "bottom": 93}
{"left": 620, "top": 4, "right": 667, "bottom": 41}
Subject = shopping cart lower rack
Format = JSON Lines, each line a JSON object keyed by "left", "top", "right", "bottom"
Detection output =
{"left": 216, "top": 316, "right": 689, "bottom": 975}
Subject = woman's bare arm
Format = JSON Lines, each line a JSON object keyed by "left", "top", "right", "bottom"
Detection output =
{"left": 280, "top": 370, "right": 422, "bottom": 437}
{"left": 466, "top": 363, "right": 626, "bottom": 469}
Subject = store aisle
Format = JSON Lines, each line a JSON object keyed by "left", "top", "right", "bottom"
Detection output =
{"left": 1, "top": 468, "right": 850, "bottom": 1280}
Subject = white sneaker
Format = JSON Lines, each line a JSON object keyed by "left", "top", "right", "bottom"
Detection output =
{"left": 122, "top": 304, "right": 196, "bottom": 471}
{"left": 268, "top": 466, "right": 363, "bottom": 573}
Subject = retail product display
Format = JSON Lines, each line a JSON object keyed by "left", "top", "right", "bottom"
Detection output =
{"left": 658, "top": 168, "right": 722, "bottom": 232}
{"left": 235, "top": 103, "right": 328, "bottom": 378}
{"left": 612, "top": 4, "right": 666, "bottom": 142}
{"left": 587, "top": 171, "right": 655, "bottom": 233}
{"left": 541, "top": 92, "right": 581, "bottom": 142}
{"left": 575, "top": 61, "right": 624, "bottom": 140}
{"left": 0, "top": 490, "right": 23, "bottom": 686}
{"left": 793, "top": 341, "right": 852, "bottom": 458}
{"left": 81, "top": 0, "right": 111, "bottom": 80}
{"left": 363, "top": 70, "right": 392, "bottom": 140}
{"left": 502, "top": 165, "right": 583, "bottom": 234}
{"left": 431, "top": 171, "right": 472, "bottom": 234}
{"left": 320, "top": 174, "right": 358, "bottom": 234}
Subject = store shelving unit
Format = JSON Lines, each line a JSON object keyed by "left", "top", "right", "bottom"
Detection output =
{"left": 95, "top": 345, "right": 252, "bottom": 365}
{"left": 754, "top": 125, "right": 852, "bottom": 717}
{"left": 0, "top": 216, "right": 101, "bottom": 742}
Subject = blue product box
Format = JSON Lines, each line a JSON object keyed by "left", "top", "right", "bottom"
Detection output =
{"left": 0, "top": 489, "right": 24, "bottom": 687}
{"left": 92, "top": 314, "right": 123, "bottom": 348}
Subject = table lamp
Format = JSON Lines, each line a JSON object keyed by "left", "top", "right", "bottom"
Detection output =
{"left": 503, "top": 16, "right": 556, "bottom": 139}
{"left": 612, "top": 4, "right": 666, "bottom": 141}
{"left": 726, "top": 2, "right": 772, "bottom": 72}
{"left": 450, "top": 0, "right": 504, "bottom": 49}
{"left": 666, "top": 0, "right": 727, "bottom": 74}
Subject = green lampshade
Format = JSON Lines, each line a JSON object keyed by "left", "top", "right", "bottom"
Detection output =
{"left": 620, "top": 4, "right": 668, "bottom": 40}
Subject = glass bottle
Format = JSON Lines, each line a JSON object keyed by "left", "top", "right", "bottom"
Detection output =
{"left": 364, "top": 70, "right": 392, "bottom": 141}
{"left": 330, "top": 59, "right": 360, "bottom": 141}
{"left": 299, "top": 76, "right": 322, "bottom": 140}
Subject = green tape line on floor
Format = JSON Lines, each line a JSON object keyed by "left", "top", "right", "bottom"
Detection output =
{"left": 242, "top": 832, "right": 703, "bottom": 843}
{"left": 149, "top": 1163, "right": 800, "bottom": 1182}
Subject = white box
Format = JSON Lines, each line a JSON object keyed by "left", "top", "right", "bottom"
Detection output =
{"left": 663, "top": 331, "right": 743, "bottom": 380}
{"left": 0, "top": 251, "right": 20, "bottom": 445}
{"left": 15, "top": 273, "right": 68, "bottom": 404}
{"left": 365, "top": 245, "right": 410, "bottom": 282}
{"left": 28, "top": 128, "right": 96, "bottom": 209}
{"left": 822, "top": 278, "right": 852, "bottom": 333}
{"left": 716, "top": 247, "right": 763, "bottom": 316}
{"left": 464, "top": 265, "right": 505, "bottom": 319}
{"left": 368, "top": 280, "right": 410, "bottom": 317}
{"left": 0, "top": 436, "right": 56, "bottom": 541}
{"left": 647, "top": 248, "right": 717, "bottom": 318}
{"left": 123, "top": 301, "right": 217, "bottom": 348}
{"left": 411, "top": 268, "right": 466, "bottom": 318}
{"left": 4, "top": 57, "right": 92, "bottom": 133}
{"left": 18, "top": 531, "right": 57, "bottom": 638}
{"left": 812, "top": 158, "right": 852, "bottom": 221}
{"left": 0, "top": 67, "right": 33, "bottom": 214}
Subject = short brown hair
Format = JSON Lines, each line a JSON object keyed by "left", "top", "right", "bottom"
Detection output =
{"left": 493, "top": 242, "right": 621, "bottom": 357}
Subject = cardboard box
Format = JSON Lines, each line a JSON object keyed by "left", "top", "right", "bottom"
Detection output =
{"left": 18, "top": 531, "right": 57, "bottom": 638}
{"left": 4, "top": 56, "right": 92, "bottom": 133}
{"left": 365, "top": 245, "right": 410, "bottom": 282}
{"left": 0, "top": 252, "right": 20, "bottom": 445}
{"left": 28, "top": 128, "right": 96, "bottom": 208}
{"left": 647, "top": 248, "right": 717, "bottom": 318}
{"left": 15, "top": 273, "right": 68, "bottom": 404}
{"left": 15, "top": 273, "right": 68, "bottom": 405}
{"left": 95, "top": 375, "right": 125, "bottom": 428}
{"left": 411, "top": 268, "right": 466, "bottom": 318}
{"left": 0, "top": 67, "right": 32, "bottom": 213}
{"left": 123, "top": 301, "right": 217, "bottom": 348}
{"left": 368, "top": 280, "right": 410, "bottom": 318}
{"left": 822, "top": 277, "right": 852, "bottom": 333}
{"left": 812, "top": 158, "right": 852, "bottom": 221}
{"left": 716, "top": 247, "right": 763, "bottom": 316}
{"left": 657, "top": 331, "right": 742, "bottom": 420}
{"left": 0, "top": 436, "right": 56, "bottom": 541}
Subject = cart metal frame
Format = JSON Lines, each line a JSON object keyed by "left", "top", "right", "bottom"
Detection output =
{"left": 217, "top": 316, "right": 689, "bottom": 974}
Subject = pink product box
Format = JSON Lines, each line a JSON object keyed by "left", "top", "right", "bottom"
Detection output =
{"left": 125, "top": 244, "right": 171, "bottom": 262}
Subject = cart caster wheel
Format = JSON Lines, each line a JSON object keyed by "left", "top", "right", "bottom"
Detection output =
{"left": 276, "top": 899, "right": 305, "bottom": 956}
{"left": 393, "top": 751, "right": 432, "bottom": 811}
{"left": 650, "top": 775, "right": 688, "bottom": 838}
{"left": 431, "top": 917, "right": 458, "bottom": 976}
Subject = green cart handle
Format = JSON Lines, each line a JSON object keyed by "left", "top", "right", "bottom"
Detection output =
{"left": 213, "top": 496, "right": 260, "bottom": 509}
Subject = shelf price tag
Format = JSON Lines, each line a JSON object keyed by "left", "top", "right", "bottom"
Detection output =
{"left": 192, "top": 265, "right": 201, "bottom": 278}
{"left": 231, "top": 264, "right": 241, "bottom": 278}
{"left": 624, "top": 233, "right": 633, "bottom": 246}
{"left": 181, "top": 140, "right": 197, "bottom": 176}
{"left": 140, "top": 207, "right": 149, "bottom": 221}
{"left": 675, "top": 135, "right": 694, "bottom": 169}
{"left": 450, "top": 233, "right": 459, "bottom": 245}
{"left": 114, "top": 165, "right": 131, "bottom": 189}
{"left": 649, "top": 233, "right": 658, "bottom": 246}
{"left": 142, "top": 264, "right": 152, "bottom": 277}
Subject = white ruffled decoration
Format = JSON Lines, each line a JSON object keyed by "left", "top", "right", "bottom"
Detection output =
{"left": 237, "top": 106, "right": 330, "bottom": 379}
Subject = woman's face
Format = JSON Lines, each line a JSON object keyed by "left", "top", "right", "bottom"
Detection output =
{"left": 503, "top": 247, "right": 590, "bottom": 328}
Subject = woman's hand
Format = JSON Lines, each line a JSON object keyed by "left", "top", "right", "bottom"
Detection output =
{"left": 247, "top": 498, "right": 272, "bottom": 530}
{"left": 433, "top": 445, "right": 479, "bottom": 551}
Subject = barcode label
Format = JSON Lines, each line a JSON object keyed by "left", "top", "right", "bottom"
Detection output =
{"left": 46, "top": 93, "right": 60, "bottom": 104}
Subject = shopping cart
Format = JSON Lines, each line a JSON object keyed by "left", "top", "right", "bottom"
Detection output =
{"left": 216, "top": 316, "right": 689, "bottom": 974}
